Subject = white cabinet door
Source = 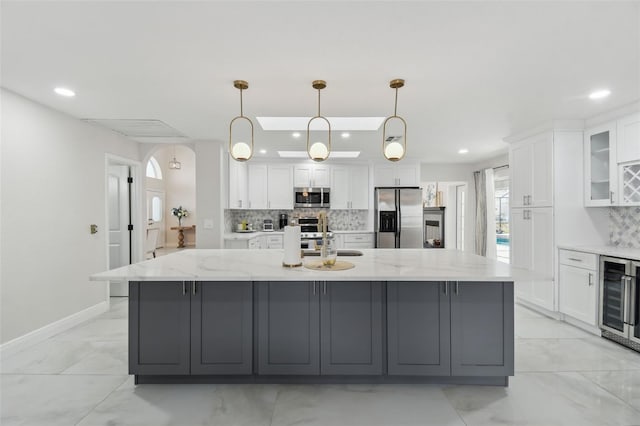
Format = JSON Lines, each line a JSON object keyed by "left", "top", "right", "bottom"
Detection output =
{"left": 373, "top": 165, "right": 396, "bottom": 186}
{"left": 350, "top": 166, "right": 370, "bottom": 209}
{"left": 510, "top": 143, "right": 532, "bottom": 208}
{"left": 266, "top": 234, "right": 283, "bottom": 249}
{"left": 510, "top": 209, "right": 532, "bottom": 301}
{"left": 293, "top": 165, "right": 312, "bottom": 187}
{"left": 619, "top": 161, "right": 640, "bottom": 206}
{"left": 228, "top": 159, "right": 248, "bottom": 209}
{"left": 331, "top": 167, "right": 350, "bottom": 209}
{"left": 584, "top": 123, "right": 617, "bottom": 206}
{"left": 248, "top": 164, "right": 268, "bottom": 209}
{"left": 313, "top": 166, "right": 330, "bottom": 187}
{"left": 531, "top": 135, "right": 553, "bottom": 207}
{"left": 617, "top": 113, "right": 640, "bottom": 163}
{"left": 559, "top": 264, "right": 597, "bottom": 326}
{"left": 332, "top": 234, "right": 345, "bottom": 249}
{"left": 530, "top": 207, "right": 554, "bottom": 311}
{"left": 396, "top": 165, "right": 418, "bottom": 187}
{"left": 343, "top": 233, "right": 375, "bottom": 248}
{"left": 267, "top": 165, "right": 293, "bottom": 209}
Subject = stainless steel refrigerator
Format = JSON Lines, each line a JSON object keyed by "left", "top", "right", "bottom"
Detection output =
{"left": 375, "top": 187, "right": 424, "bottom": 248}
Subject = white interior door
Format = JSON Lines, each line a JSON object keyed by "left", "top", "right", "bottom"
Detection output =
{"left": 108, "top": 165, "right": 131, "bottom": 296}
{"left": 146, "top": 190, "right": 165, "bottom": 248}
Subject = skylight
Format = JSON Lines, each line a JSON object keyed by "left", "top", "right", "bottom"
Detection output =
{"left": 257, "top": 117, "right": 385, "bottom": 131}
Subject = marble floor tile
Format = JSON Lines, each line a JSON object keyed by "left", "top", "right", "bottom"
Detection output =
{"left": 0, "top": 374, "right": 127, "bottom": 426}
{"left": 1, "top": 340, "right": 96, "bottom": 374}
{"left": 581, "top": 370, "right": 640, "bottom": 412}
{"left": 97, "top": 298, "right": 128, "bottom": 320}
{"left": 515, "top": 317, "right": 593, "bottom": 339}
{"left": 516, "top": 338, "right": 640, "bottom": 372}
{"left": 61, "top": 340, "right": 128, "bottom": 376}
{"left": 51, "top": 319, "right": 128, "bottom": 342}
{"left": 515, "top": 304, "right": 547, "bottom": 320}
{"left": 76, "top": 377, "right": 279, "bottom": 426}
{"left": 269, "top": 384, "right": 465, "bottom": 426}
{"left": 444, "top": 372, "right": 640, "bottom": 426}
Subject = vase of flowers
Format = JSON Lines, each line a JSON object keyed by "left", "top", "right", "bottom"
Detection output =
{"left": 171, "top": 206, "right": 189, "bottom": 227}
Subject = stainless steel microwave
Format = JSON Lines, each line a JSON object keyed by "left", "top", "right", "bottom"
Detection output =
{"left": 294, "top": 187, "right": 330, "bottom": 208}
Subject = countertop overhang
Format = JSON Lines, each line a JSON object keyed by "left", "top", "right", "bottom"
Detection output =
{"left": 90, "top": 249, "right": 533, "bottom": 282}
{"left": 557, "top": 245, "right": 640, "bottom": 261}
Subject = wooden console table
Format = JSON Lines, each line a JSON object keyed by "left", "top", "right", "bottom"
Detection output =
{"left": 170, "top": 225, "right": 196, "bottom": 248}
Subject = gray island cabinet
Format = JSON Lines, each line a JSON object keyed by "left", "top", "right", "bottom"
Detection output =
{"left": 91, "top": 249, "right": 519, "bottom": 386}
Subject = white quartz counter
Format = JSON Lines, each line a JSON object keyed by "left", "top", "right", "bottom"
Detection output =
{"left": 90, "top": 249, "right": 532, "bottom": 282}
{"left": 558, "top": 245, "right": 640, "bottom": 261}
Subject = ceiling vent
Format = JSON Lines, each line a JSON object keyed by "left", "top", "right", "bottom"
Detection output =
{"left": 83, "top": 119, "right": 186, "bottom": 138}
{"left": 385, "top": 135, "right": 403, "bottom": 142}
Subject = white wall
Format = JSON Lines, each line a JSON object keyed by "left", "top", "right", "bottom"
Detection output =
{"left": 195, "top": 141, "right": 225, "bottom": 249}
{"left": 163, "top": 145, "right": 196, "bottom": 246}
{"left": 0, "top": 89, "right": 140, "bottom": 344}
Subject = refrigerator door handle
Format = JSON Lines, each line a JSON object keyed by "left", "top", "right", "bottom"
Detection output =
{"left": 623, "top": 276, "right": 630, "bottom": 324}
{"left": 627, "top": 276, "right": 636, "bottom": 326}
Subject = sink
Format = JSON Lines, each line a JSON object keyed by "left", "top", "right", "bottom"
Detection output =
{"left": 303, "top": 249, "right": 363, "bottom": 257}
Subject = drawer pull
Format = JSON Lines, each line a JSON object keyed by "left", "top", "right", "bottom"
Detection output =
{"left": 567, "top": 257, "right": 583, "bottom": 262}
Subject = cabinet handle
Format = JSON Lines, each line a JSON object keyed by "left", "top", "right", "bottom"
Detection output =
{"left": 182, "top": 281, "right": 187, "bottom": 295}
{"left": 192, "top": 281, "right": 196, "bottom": 295}
{"left": 610, "top": 191, "right": 614, "bottom": 204}
{"left": 323, "top": 282, "right": 327, "bottom": 295}
{"left": 455, "top": 281, "right": 459, "bottom": 295}
{"left": 443, "top": 282, "right": 448, "bottom": 295}
{"left": 239, "top": 200, "right": 242, "bottom": 208}
{"left": 588, "top": 273, "right": 593, "bottom": 286}
{"left": 523, "top": 195, "right": 527, "bottom": 206}
{"left": 313, "top": 282, "right": 316, "bottom": 295}
{"left": 568, "top": 257, "right": 583, "bottom": 262}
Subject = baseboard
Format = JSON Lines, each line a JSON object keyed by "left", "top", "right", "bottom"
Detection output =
{"left": 515, "top": 298, "right": 560, "bottom": 320}
{"left": 559, "top": 314, "right": 601, "bottom": 336}
{"left": 0, "top": 300, "right": 109, "bottom": 358}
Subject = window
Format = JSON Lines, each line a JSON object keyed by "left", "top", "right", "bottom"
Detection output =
{"left": 146, "top": 156, "right": 163, "bottom": 180}
{"left": 494, "top": 168, "right": 510, "bottom": 263}
{"left": 151, "top": 196, "right": 162, "bottom": 222}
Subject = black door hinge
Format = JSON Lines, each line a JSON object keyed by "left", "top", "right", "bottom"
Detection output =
{"left": 128, "top": 224, "right": 134, "bottom": 231}
{"left": 127, "top": 177, "right": 133, "bottom": 183}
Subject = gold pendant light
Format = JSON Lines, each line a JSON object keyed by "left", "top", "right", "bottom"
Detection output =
{"left": 229, "top": 80, "right": 254, "bottom": 161}
{"left": 168, "top": 144, "right": 181, "bottom": 169}
{"left": 307, "top": 80, "right": 331, "bottom": 162}
{"left": 382, "top": 79, "right": 407, "bottom": 161}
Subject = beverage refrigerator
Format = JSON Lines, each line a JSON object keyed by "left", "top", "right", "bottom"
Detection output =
{"left": 374, "top": 187, "right": 423, "bottom": 248}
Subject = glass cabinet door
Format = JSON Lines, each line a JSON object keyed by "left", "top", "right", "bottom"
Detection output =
{"left": 588, "top": 130, "right": 612, "bottom": 204}
{"left": 601, "top": 259, "right": 627, "bottom": 333}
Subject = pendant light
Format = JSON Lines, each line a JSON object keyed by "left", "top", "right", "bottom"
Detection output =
{"left": 229, "top": 80, "right": 254, "bottom": 161}
{"left": 307, "top": 80, "right": 331, "bottom": 162}
{"left": 168, "top": 145, "right": 181, "bottom": 170}
{"left": 382, "top": 79, "right": 407, "bottom": 161}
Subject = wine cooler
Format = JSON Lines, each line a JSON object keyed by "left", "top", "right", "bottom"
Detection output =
{"left": 599, "top": 256, "right": 640, "bottom": 352}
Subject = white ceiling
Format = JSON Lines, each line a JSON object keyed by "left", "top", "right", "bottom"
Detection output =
{"left": 2, "top": 1, "right": 639, "bottom": 163}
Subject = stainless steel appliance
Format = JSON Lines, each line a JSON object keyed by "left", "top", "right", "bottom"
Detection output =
{"left": 294, "top": 187, "right": 330, "bottom": 208}
{"left": 423, "top": 207, "right": 445, "bottom": 248}
{"left": 374, "top": 187, "right": 423, "bottom": 248}
{"left": 263, "top": 219, "right": 274, "bottom": 232}
{"left": 600, "top": 256, "right": 640, "bottom": 352}
{"left": 298, "top": 216, "right": 333, "bottom": 249}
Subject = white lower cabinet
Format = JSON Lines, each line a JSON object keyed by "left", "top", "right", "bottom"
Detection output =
{"left": 558, "top": 250, "right": 598, "bottom": 326}
{"left": 265, "top": 234, "right": 283, "bottom": 249}
{"left": 343, "top": 233, "right": 375, "bottom": 249}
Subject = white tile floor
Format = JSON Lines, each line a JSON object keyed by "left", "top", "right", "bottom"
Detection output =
{"left": 2, "top": 299, "right": 640, "bottom": 426}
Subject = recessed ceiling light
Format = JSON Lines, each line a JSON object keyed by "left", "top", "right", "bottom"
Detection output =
{"left": 341, "top": 132, "right": 351, "bottom": 138}
{"left": 589, "top": 89, "right": 611, "bottom": 100}
{"left": 54, "top": 87, "right": 75, "bottom": 97}
{"left": 292, "top": 132, "right": 301, "bottom": 138}
{"left": 278, "top": 151, "right": 361, "bottom": 159}
{"left": 257, "top": 117, "right": 385, "bottom": 131}
{"left": 259, "top": 149, "right": 267, "bottom": 154}
{"left": 458, "top": 148, "right": 469, "bottom": 154}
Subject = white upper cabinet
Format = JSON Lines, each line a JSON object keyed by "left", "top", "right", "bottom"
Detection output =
{"left": 331, "top": 165, "right": 369, "bottom": 210}
{"left": 617, "top": 113, "right": 640, "bottom": 164}
{"left": 247, "top": 164, "right": 293, "bottom": 209}
{"left": 373, "top": 163, "right": 420, "bottom": 187}
{"left": 228, "top": 158, "right": 248, "bottom": 209}
{"left": 293, "top": 164, "right": 330, "bottom": 187}
{"left": 584, "top": 122, "right": 617, "bottom": 206}
{"left": 510, "top": 133, "right": 553, "bottom": 208}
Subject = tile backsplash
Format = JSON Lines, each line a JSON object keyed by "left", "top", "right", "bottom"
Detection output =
{"left": 225, "top": 209, "right": 369, "bottom": 233}
{"left": 610, "top": 207, "right": 640, "bottom": 248}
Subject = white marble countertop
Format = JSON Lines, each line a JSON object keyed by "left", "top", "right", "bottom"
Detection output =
{"left": 558, "top": 245, "right": 640, "bottom": 261}
{"left": 90, "top": 249, "right": 534, "bottom": 282}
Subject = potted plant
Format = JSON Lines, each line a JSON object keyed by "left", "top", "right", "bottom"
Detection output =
{"left": 171, "top": 206, "right": 189, "bottom": 227}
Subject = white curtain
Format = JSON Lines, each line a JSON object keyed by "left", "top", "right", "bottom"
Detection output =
{"left": 474, "top": 168, "right": 495, "bottom": 257}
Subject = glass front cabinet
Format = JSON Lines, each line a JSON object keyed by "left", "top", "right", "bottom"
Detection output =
{"left": 584, "top": 124, "right": 617, "bottom": 207}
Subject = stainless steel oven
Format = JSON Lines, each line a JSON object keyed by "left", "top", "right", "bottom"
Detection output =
{"left": 599, "top": 256, "right": 640, "bottom": 351}
{"left": 298, "top": 217, "right": 332, "bottom": 249}
{"left": 294, "top": 187, "right": 330, "bottom": 208}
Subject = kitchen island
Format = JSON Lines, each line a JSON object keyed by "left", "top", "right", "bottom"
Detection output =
{"left": 91, "top": 249, "right": 518, "bottom": 386}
